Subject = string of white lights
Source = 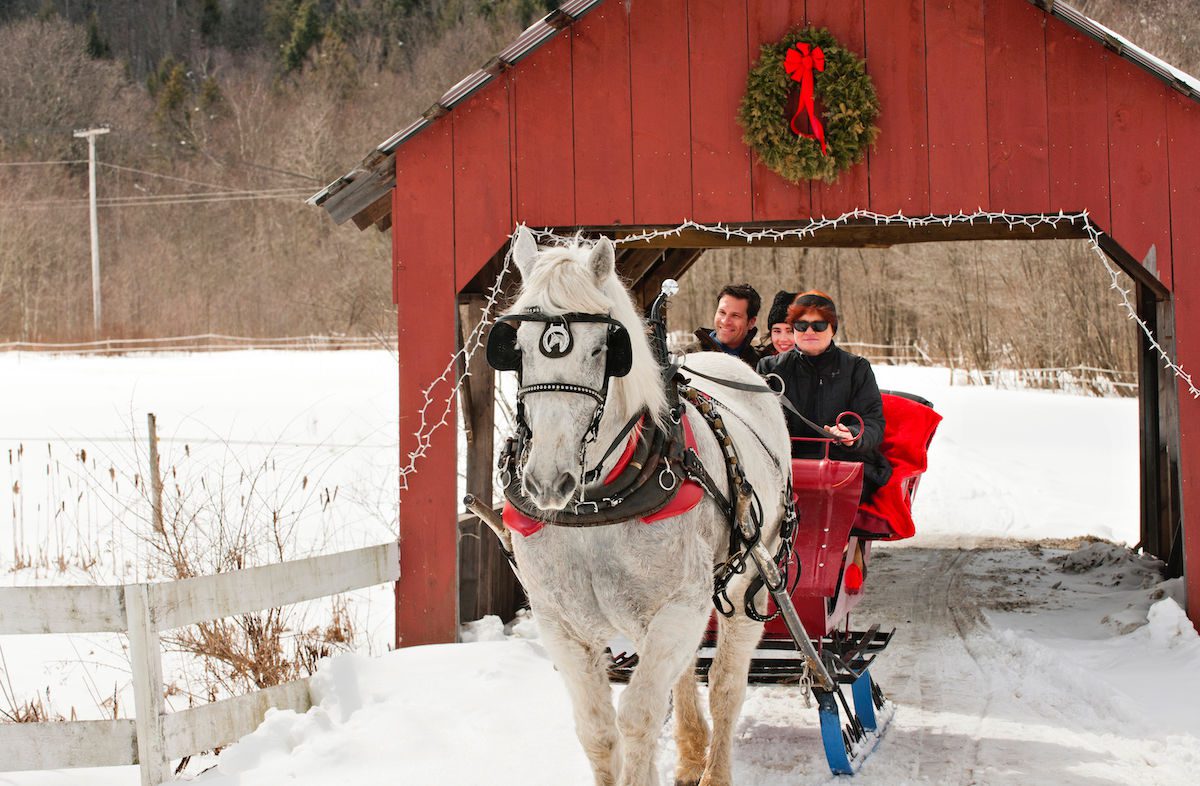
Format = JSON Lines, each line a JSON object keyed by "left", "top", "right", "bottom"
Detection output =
{"left": 398, "top": 242, "right": 516, "bottom": 491}
{"left": 397, "top": 210, "right": 1198, "bottom": 490}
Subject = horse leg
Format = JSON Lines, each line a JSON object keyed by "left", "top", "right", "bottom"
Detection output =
{"left": 538, "top": 617, "right": 622, "bottom": 786}
{"left": 700, "top": 612, "right": 763, "bottom": 786}
{"left": 672, "top": 662, "right": 709, "bottom": 786}
{"left": 617, "top": 599, "right": 709, "bottom": 786}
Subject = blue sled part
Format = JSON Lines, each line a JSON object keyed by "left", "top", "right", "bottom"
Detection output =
{"left": 851, "top": 669, "right": 878, "bottom": 732}
{"left": 816, "top": 677, "right": 893, "bottom": 776}
{"left": 817, "top": 691, "right": 854, "bottom": 775}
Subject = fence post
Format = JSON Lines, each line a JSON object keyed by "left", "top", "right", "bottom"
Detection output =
{"left": 148, "top": 413, "right": 164, "bottom": 534}
{"left": 126, "top": 583, "right": 170, "bottom": 785}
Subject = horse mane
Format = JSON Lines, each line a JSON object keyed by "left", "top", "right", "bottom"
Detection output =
{"left": 508, "top": 239, "right": 669, "bottom": 428}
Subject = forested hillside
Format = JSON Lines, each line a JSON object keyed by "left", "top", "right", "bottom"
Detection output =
{"left": 0, "top": 0, "right": 1193, "bottom": 380}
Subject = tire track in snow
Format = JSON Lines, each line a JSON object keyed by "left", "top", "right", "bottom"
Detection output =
{"left": 855, "top": 548, "right": 992, "bottom": 782}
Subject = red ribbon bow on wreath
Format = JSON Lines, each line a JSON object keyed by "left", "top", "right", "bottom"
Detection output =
{"left": 784, "top": 42, "right": 828, "bottom": 155}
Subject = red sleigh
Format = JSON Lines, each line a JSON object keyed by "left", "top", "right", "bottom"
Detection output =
{"left": 701, "top": 390, "right": 942, "bottom": 681}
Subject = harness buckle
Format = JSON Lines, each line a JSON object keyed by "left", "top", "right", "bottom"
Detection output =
{"left": 573, "top": 500, "right": 599, "bottom": 515}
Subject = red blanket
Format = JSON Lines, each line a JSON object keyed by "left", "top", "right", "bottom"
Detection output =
{"left": 857, "top": 393, "right": 942, "bottom": 540}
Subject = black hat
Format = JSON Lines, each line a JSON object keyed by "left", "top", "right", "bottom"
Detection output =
{"left": 766, "top": 290, "right": 799, "bottom": 327}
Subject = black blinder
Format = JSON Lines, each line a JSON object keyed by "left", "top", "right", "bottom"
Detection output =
{"left": 485, "top": 321, "right": 521, "bottom": 371}
{"left": 487, "top": 312, "right": 632, "bottom": 378}
{"left": 605, "top": 325, "right": 633, "bottom": 378}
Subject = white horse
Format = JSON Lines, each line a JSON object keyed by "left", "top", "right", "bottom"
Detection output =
{"left": 502, "top": 226, "right": 790, "bottom": 786}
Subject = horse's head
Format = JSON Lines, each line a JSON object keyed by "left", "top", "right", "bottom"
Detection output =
{"left": 490, "top": 227, "right": 666, "bottom": 511}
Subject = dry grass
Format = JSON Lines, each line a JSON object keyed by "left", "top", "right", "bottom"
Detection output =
{"left": 2, "top": 417, "right": 380, "bottom": 722}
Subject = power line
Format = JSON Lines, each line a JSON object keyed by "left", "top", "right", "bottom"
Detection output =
{"left": 99, "top": 162, "right": 249, "bottom": 193}
{"left": 0, "top": 189, "right": 313, "bottom": 210}
{"left": 0, "top": 159, "right": 87, "bottom": 167}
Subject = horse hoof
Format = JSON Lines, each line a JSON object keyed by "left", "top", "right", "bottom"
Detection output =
{"left": 675, "top": 780, "right": 701, "bottom": 786}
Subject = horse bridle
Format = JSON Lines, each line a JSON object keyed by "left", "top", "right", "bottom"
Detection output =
{"left": 486, "top": 309, "right": 637, "bottom": 502}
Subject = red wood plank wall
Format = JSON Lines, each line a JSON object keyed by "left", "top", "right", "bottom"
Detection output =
{"left": 453, "top": 78, "right": 514, "bottom": 286}
{"left": 1045, "top": 22, "right": 1111, "bottom": 228}
{"left": 515, "top": 34, "right": 576, "bottom": 228}
{"left": 629, "top": 0, "right": 692, "bottom": 224}
{"left": 572, "top": 3, "right": 634, "bottom": 226}
{"left": 865, "top": 0, "right": 929, "bottom": 214}
{"left": 392, "top": 124, "right": 459, "bottom": 647}
{"left": 925, "top": 0, "right": 989, "bottom": 214}
{"left": 386, "top": 0, "right": 1200, "bottom": 639}
{"left": 984, "top": 0, "right": 1049, "bottom": 212}
{"left": 689, "top": 0, "right": 752, "bottom": 222}
{"left": 1108, "top": 56, "right": 1173, "bottom": 286}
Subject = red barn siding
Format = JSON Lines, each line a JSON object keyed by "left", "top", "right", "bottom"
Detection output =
{"left": 984, "top": 0, "right": 1050, "bottom": 212}
{"left": 747, "top": 0, "right": 810, "bottom": 221}
{"left": 806, "top": 0, "right": 869, "bottom": 217}
{"left": 453, "top": 78, "right": 514, "bottom": 284}
{"left": 629, "top": 0, "right": 692, "bottom": 224}
{"left": 392, "top": 124, "right": 459, "bottom": 647}
{"left": 925, "top": 0, "right": 989, "bottom": 214}
{"left": 572, "top": 4, "right": 634, "bottom": 226}
{"left": 1108, "top": 56, "right": 1172, "bottom": 286}
{"left": 1046, "top": 22, "right": 1111, "bottom": 227}
{"left": 1168, "top": 93, "right": 1200, "bottom": 619}
{"left": 515, "top": 34, "right": 576, "bottom": 227}
{"left": 689, "top": 0, "right": 752, "bottom": 222}
{"left": 865, "top": 0, "right": 930, "bottom": 214}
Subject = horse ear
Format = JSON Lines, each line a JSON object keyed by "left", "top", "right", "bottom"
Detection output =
{"left": 512, "top": 225, "right": 539, "bottom": 279}
{"left": 588, "top": 237, "right": 615, "bottom": 283}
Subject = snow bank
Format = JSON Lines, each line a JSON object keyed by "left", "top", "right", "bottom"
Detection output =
{"left": 196, "top": 642, "right": 593, "bottom": 786}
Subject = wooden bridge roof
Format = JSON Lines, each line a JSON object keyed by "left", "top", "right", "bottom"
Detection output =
{"left": 312, "top": 1, "right": 1200, "bottom": 279}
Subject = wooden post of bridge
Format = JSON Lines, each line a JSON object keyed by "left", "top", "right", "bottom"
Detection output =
{"left": 456, "top": 294, "right": 522, "bottom": 622}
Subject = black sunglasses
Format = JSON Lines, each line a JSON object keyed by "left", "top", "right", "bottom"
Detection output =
{"left": 793, "top": 320, "right": 830, "bottom": 333}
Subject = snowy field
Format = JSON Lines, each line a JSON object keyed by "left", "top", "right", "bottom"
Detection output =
{"left": 2, "top": 351, "right": 1196, "bottom": 785}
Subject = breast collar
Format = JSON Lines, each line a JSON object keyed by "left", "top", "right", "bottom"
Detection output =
{"left": 501, "top": 410, "right": 703, "bottom": 535}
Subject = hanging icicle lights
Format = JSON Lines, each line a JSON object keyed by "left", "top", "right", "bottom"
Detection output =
{"left": 398, "top": 209, "right": 1199, "bottom": 491}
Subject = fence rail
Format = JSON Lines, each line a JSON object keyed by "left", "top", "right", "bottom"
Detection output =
{"left": 666, "top": 333, "right": 1136, "bottom": 395}
{"left": 0, "top": 334, "right": 398, "bottom": 355}
{"left": 0, "top": 542, "right": 399, "bottom": 784}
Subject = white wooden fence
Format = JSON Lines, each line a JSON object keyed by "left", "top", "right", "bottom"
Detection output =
{"left": 0, "top": 334, "right": 398, "bottom": 355}
{"left": 0, "top": 542, "right": 399, "bottom": 785}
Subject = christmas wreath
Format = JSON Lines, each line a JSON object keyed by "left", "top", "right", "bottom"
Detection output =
{"left": 738, "top": 26, "right": 880, "bottom": 183}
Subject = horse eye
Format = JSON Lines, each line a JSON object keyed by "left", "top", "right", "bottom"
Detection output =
{"left": 590, "top": 346, "right": 603, "bottom": 357}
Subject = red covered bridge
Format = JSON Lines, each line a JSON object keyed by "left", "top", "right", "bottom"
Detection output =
{"left": 312, "top": 0, "right": 1200, "bottom": 645}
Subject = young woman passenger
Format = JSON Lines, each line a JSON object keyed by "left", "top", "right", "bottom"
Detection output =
{"left": 755, "top": 290, "right": 891, "bottom": 504}
{"left": 758, "top": 290, "right": 798, "bottom": 357}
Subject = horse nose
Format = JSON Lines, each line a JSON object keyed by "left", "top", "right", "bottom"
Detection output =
{"left": 523, "top": 470, "right": 578, "bottom": 508}
{"left": 552, "top": 472, "right": 577, "bottom": 501}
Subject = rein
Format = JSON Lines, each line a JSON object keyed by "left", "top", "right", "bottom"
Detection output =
{"left": 681, "top": 363, "right": 863, "bottom": 444}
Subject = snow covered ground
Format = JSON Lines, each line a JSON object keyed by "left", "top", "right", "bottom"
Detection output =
{"left": 2, "top": 352, "right": 1195, "bottom": 785}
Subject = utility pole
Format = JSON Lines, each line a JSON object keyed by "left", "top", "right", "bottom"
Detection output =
{"left": 74, "top": 127, "right": 110, "bottom": 336}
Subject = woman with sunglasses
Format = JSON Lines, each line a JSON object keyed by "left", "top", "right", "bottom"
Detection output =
{"left": 755, "top": 290, "right": 892, "bottom": 504}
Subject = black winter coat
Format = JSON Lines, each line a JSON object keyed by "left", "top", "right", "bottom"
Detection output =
{"left": 756, "top": 343, "right": 892, "bottom": 500}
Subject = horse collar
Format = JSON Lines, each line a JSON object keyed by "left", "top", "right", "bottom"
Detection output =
{"left": 500, "top": 409, "right": 698, "bottom": 530}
